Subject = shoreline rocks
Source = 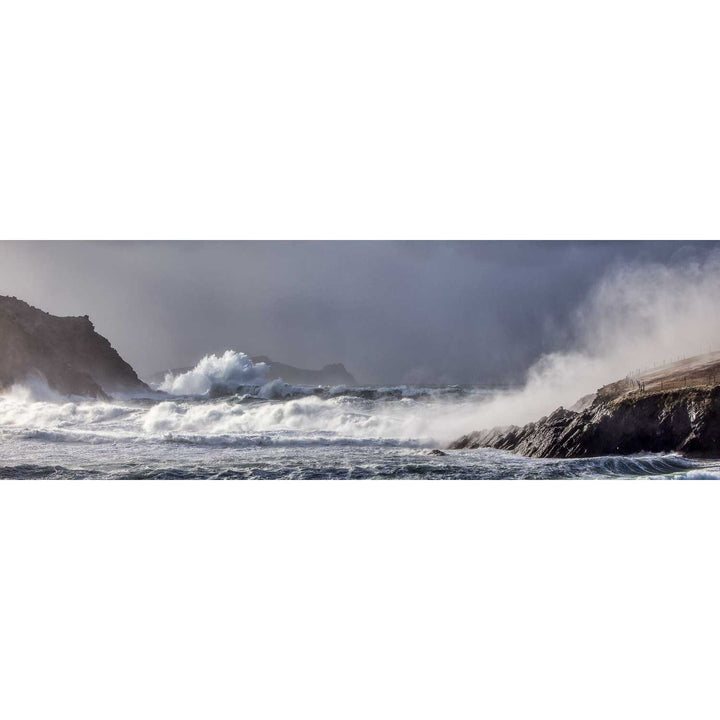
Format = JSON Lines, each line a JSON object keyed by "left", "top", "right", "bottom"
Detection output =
{"left": 450, "top": 385, "right": 720, "bottom": 458}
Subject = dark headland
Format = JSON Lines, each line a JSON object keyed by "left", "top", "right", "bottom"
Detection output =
{"left": 251, "top": 356, "right": 355, "bottom": 387}
{"left": 0, "top": 296, "right": 149, "bottom": 398}
{"left": 451, "top": 352, "right": 720, "bottom": 459}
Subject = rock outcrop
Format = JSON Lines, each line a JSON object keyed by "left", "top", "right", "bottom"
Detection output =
{"left": 250, "top": 356, "right": 356, "bottom": 386}
{"left": 451, "top": 385, "right": 720, "bottom": 459}
{"left": 0, "top": 296, "right": 149, "bottom": 398}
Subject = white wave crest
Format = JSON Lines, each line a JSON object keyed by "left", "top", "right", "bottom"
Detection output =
{"left": 257, "top": 378, "right": 314, "bottom": 399}
{"left": 2, "top": 374, "right": 68, "bottom": 404}
{"left": 159, "top": 350, "right": 268, "bottom": 395}
{"left": 141, "top": 396, "right": 393, "bottom": 438}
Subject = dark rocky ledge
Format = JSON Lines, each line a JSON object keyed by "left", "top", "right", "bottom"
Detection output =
{"left": 451, "top": 351, "right": 720, "bottom": 459}
{"left": 451, "top": 385, "right": 720, "bottom": 459}
{"left": 0, "top": 295, "right": 149, "bottom": 398}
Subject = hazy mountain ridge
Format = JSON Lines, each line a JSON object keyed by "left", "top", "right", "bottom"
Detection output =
{"left": 0, "top": 296, "right": 149, "bottom": 397}
{"left": 251, "top": 356, "right": 355, "bottom": 386}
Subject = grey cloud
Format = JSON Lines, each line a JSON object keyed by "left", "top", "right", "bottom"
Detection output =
{"left": 0, "top": 241, "right": 716, "bottom": 384}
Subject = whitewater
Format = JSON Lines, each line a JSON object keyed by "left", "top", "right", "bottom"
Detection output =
{"left": 1, "top": 351, "right": 718, "bottom": 480}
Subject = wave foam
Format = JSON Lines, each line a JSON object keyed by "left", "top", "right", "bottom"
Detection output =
{"left": 159, "top": 350, "right": 268, "bottom": 395}
{"left": 3, "top": 375, "right": 68, "bottom": 404}
{"left": 140, "top": 395, "right": 396, "bottom": 439}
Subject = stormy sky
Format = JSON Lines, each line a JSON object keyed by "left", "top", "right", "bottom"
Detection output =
{"left": 0, "top": 241, "right": 717, "bottom": 385}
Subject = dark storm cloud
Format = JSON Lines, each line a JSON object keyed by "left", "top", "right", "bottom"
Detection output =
{"left": 0, "top": 241, "right": 716, "bottom": 384}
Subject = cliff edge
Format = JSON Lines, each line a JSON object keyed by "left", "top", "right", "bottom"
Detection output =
{"left": 0, "top": 296, "right": 149, "bottom": 398}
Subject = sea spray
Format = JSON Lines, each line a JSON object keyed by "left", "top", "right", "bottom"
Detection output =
{"left": 428, "top": 251, "right": 720, "bottom": 444}
{"left": 159, "top": 350, "right": 268, "bottom": 395}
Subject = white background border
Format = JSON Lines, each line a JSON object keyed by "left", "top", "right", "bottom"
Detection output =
{"left": 1, "top": 1, "right": 719, "bottom": 240}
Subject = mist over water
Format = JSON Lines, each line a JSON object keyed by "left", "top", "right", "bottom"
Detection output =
{"left": 422, "top": 251, "right": 720, "bottom": 442}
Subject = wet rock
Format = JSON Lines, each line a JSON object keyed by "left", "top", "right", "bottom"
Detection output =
{"left": 451, "top": 386, "right": 720, "bottom": 459}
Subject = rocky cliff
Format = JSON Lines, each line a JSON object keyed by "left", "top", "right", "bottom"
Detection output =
{"left": 0, "top": 296, "right": 149, "bottom": 398}
{"left": 451, "top": 354, "right": 720, "bottom": 459}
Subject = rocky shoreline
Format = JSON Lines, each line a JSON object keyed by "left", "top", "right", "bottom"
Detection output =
{"left": 451, "top": 384, "right": 720, "bottom": 459}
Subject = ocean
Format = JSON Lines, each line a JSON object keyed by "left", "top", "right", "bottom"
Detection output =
{"left": 1, "top": 373, "right": 718, "bottom": 480}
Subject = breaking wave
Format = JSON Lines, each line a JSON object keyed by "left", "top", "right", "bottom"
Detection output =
{"left": 159, "top": 350, "right": 268, "bottom": 395}
{"left": 0, "top": 376, "right": 476, "bottom": 449}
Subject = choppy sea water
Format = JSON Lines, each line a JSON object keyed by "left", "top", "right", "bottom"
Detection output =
{"left": 0, "top": 381, "right": 718, "bottom": 480}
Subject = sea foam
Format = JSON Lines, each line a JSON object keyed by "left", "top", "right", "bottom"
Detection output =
{"left": 159, "top": 350, "right": 268, "bottom": 395}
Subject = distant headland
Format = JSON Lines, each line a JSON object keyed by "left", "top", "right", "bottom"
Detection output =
{"left": 149, "top": 357, "right": 356, "bottom": 388}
